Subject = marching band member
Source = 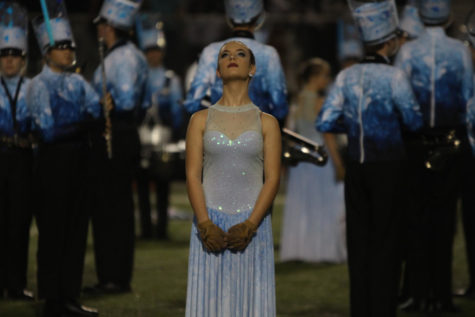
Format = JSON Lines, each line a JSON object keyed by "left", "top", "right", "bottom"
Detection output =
{"left": 337, "top": 19, "right": 364, "bottom": 70}
{"left": 316, "top": 1, "right": 423, "bottom": 315}
{"left": 397, "top": 2, "right": 425, "bottom": 47}
{"left": 0, "top": 1, "right": 33, "bottom": 301}
{"left": 395, "top": 0, "right": 473, "bottom": 311}
{"left": 184, "top": 0, "right": 288, "bottom": 122}
{"left": 85, "top": 0, "right": 148, "bottom": 294}
{"left": 28, "top": 0, "right": 101, "bottom": 315}
{"left": 136, "top": 14, "right": 184, "bottom": 239}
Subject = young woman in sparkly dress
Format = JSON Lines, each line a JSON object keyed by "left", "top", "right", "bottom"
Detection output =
{"left": 185, "top": 41, "right": 281, "bottom": 317}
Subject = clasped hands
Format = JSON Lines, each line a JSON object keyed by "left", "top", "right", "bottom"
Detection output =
{"left": 197, "top": 219, "right": 258, "bottom": 253}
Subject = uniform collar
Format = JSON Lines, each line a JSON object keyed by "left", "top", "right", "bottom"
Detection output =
{"left": 0, "top": 75, "right": 21, "bottom": 87}
{"left": 106, "top": 39, "right": 128, "bottom": 57}
{"left": 42, "top": 64, "right": 65, "bottom": 77}
{"left": 361, "top": 53, "right": 391, "bottom": 65}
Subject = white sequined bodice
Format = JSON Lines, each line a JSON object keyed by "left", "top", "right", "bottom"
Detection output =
{"left": 203, "top": 104, "right": 263, "bottom": 214}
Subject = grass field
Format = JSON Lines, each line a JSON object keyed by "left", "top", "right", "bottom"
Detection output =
{"left": 1, "top": 181, "right": 474, "bottom": 316}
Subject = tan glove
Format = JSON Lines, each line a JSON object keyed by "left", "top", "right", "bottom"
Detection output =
{"left": 226, "top": 219, "right": 258, "bottom": 252}
{"left": 197, "top": 220, "right": 227, "bottom": 252}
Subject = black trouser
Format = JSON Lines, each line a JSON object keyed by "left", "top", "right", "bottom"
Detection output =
{"left": 460, "top": 155, "right": 475, "bottom": 288}
{"left": 0, "top": 147, "right": 32, "bottom": 294}
{"left": 36, "top": 141, "right": 88, "bottom": 300}
{"left": 404, "top": 147, "right": 465, "bottom": 303}
{"left": 136, "top": 168, "right": 170, "bottom": 238}
{"left": 88, "top": 123, "right": 139, "bottom": 287}
{"left": 345, "top": 161, "right": 406, "bottom": 317}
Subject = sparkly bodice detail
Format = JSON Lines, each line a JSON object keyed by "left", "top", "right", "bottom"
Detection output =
{"left": 203, "top": 104, "right": 263, "bottom": 215}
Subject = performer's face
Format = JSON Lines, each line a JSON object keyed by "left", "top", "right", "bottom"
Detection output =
{"left": 145, "top": 48, "right": 164, "bottom": 67}
{"left": 0, "top": 55, "right": 24, "bottom": 78}
{"left": 216, "top": 41, "right": 255, "bottom": 81}
{"left": 387, "top": 37, "right": 400, "bottom": 57}
{"left": 47, "top": 48, "right": 75, "bottom": 68}
{"left": 313, "top": 67, "right": 331, "bottom": 91}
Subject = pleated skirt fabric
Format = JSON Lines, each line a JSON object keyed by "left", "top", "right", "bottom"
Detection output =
{"left": 185, "top": 208, "right": 276, "bottom": 317}
{"left": 280, "top": 160, "right": 347, "bottom": 263}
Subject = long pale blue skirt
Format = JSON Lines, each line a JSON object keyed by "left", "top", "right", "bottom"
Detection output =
{"left": 185, "top": 208, "right": 276, "bottom": 317}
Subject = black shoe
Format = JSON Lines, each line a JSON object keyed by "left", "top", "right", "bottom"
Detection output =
{"left": 430, "top": 301, "right": 461, "bottom": 313}
{"left": 61, "top": 300, "right": 98, "bottom": 317}
{"left": 8, "top": 289, "right": 35, "bottom": 301}
{"left": 43, "top": 300, "right": 62, "bottom": 317}
{"left": 454, "top": 286, "right": 475, "bottom": 298}
{"left": 83, "top": 282, "right": 130, "bottom": 295}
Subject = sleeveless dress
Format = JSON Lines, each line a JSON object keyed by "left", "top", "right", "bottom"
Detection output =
{"left": 185, "top": 103, "right": 276, "bottom": 317}
{"left": 280, "top": 90, "right": 346, "bottom": 263}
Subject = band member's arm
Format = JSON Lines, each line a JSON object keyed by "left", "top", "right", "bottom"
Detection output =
{"left": 316, "top": 73, "right": 346, "bottom": 134}
{"left": 26, "top": 80, "right": 55, "bottom": 142}
{"left": 266, "top": 47, "right": 289, "bottom": 120}
{"left": 82, "top": 78, "right": 102, "bottom": 119}
{"left": 462, "top": 47, "right": 474, "bottom": 108}
{"left": 184, "top": 44, "right": 218, "bottom": 114}
{"left": 170, "top": 74, "right": 184, "bottom": 130}
{"left": 323, "top": 133, "right": 345, "bottom": 181}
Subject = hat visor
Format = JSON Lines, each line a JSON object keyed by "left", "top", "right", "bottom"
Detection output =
{"left": 0, "top": 48, "right": 25, "bottom": 57}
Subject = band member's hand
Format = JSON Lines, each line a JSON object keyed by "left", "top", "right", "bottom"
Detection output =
{"left": 197, "top": 220, "right": 227, "bottom": 252}
{"left": 226, "top": 219, "right": 258, "bottom": 252}
{"left": 334, "top": 162, "right": 345, "bottom": 182}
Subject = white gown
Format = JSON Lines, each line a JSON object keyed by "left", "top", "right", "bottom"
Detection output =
{"left": 186, "top": 104, "right": 275, "bottom": 317}
{"left": 280, "top": 90, "right": 347, "bottom": 263}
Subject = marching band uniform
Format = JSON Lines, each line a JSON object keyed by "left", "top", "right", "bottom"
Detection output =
{"left": 316, "top": 1, "right": 423, "bottom": 316}
{"left": 0, "top": 1, "right": 33, "bottom": 300}
{"left": 394, "top": 0, "right": 473, "bottom": 310}
{"left": 136, "top": 15, "right": 183, "bottom": 239}
{"left": 28, "top": 1, "right": 100, "bottom": 315}
{"left": 87, "top": 0, "right": 148, "bottom": 292}
{"left": 395, "top": 2, "right": 425, "bottom": 303}
{"left": 184, "top": 0, "right": 288, "bottom": 121}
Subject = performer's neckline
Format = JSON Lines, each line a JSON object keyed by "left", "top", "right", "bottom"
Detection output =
{"left": 213, "top": 103, "right": 255, "bottom": 112}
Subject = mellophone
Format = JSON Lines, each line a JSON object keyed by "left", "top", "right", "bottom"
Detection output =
{"left": 281, "top": 128, "right": 328, "bottom": 167}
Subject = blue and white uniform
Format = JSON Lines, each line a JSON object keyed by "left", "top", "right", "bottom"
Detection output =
{"left": 145, "top": 67, "right": 183, "bottom": 129}
{"left": 316, "top": 56, "right": 423, "bottom": 162}
{"left": 185, "top": 36, "right": 288, "bottom": 120}
{"left": 93, "top": 41, "right": 149, "bottom": 114}
{"left": 27, "top": 66, "right": 100, "bottom": 142}
{"left": 395, "top": 27, "right": 473, "bottom": 128}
